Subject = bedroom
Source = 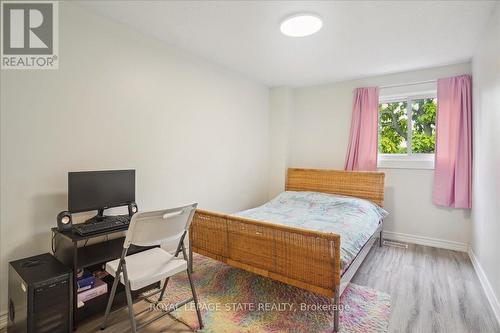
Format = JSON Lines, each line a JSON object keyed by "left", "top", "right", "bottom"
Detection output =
{"left": 0, "top": 1, "right": 499, "bottom": 333}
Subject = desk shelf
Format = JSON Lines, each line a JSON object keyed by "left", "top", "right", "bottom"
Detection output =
{"left": 51, "top": 228, "right": 158, "bottom": 327}
{"left": 77, "top": 237, "right": 151, "bottom": 269}
{"left": 75, "top": 274, "right": 154, "bottom": 322}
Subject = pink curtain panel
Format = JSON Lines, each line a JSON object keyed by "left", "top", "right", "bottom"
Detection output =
{"left": 344, "top": 87, "right": 379, "bottom": 171}
{"left": 433, "top": 75, "right": 472, "bottom": 209}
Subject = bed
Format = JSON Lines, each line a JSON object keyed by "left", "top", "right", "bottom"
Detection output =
{"left": 189, "top": 168, "right": 386, "bottom": 332}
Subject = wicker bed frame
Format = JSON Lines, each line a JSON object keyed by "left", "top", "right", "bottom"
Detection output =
{"left": 189, "top": 168, "right": 385, "bottom": 332}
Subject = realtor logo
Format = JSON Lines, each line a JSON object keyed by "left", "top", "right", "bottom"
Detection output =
{"left": 1, "top": 1, "right": 58, "bottom": 69}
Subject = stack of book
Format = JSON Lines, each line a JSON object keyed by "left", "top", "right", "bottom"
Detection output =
{"left": 77, "top": 271, "right": 108, "bottom": 307}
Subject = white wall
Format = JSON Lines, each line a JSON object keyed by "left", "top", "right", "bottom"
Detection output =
{"left": 471, "top": 3, "right": 500, "bottom": 322}
{"left": 270, "top": 63, "right": 472, "bottom": 248}
{"left": 268, "top": 87, "right": 292, "bottom": 198}
{"left": 0, "top": 2, "right": 270, "bottom": 314}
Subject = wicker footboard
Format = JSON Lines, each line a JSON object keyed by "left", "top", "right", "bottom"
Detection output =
{"left": 190, "top": 209, "right": 341, "bottom": 298}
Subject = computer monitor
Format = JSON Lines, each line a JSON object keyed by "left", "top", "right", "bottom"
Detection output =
{"left": 68, "top": 170, "right": 135, "bottom": 214}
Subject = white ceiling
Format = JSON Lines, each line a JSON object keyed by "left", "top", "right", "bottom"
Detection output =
{"left": 79, "top": 1, "right": 497, "bottom": 87}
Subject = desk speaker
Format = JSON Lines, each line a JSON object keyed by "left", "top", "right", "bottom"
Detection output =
{"left": 128, "top": 202, "right": 138, "bottom": 217}
{"left": 56, "top": 211, "right": 72, "bottom": 232}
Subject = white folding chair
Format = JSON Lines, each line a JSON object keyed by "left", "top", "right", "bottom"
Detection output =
{"left": 100, "top": 203, "right": 203, "bottom": 332}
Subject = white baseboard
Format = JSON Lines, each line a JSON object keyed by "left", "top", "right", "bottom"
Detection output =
{"left": 468, "top": 247, "right": 500, "bottom": 327}
{"left": 383, "top": 231, "right": 468, "bottom": 252}
{"left": 0, "top": 311, "right": 7, "bottom": 331}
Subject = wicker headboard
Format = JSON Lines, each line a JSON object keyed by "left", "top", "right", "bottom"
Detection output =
{"left": 285, "top": 168, "right": 385, "bottom": 207}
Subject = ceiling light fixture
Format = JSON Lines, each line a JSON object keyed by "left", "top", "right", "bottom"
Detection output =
{"left": 280, "top": 14, "right": 323, "bottom": 37}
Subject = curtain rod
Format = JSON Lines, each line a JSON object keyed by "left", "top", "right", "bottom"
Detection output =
{"left": 379, "top": 79, "right": 436, "bottom": 89}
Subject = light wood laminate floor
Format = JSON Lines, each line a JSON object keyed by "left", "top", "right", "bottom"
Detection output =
{"left": 354, "top": 243, "right": 499, "bottom": 333}
{"left": 57, "top": 243, "right": 500, "bottom": 333}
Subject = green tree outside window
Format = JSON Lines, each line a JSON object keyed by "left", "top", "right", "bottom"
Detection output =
{"left": 378, "top": 98, "right": 436, "bottom": 154}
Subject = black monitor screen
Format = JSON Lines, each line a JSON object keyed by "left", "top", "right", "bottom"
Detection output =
{"left": 68, "top": 170, "right": 135, "bottom": 213}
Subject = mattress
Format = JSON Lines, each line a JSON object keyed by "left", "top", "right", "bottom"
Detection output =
{"left": 234, "top": 191, "right": 388, "bottom": 274}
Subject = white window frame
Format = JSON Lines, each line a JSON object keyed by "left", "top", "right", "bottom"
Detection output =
{"left": 378, "top": 91, "right": 436, "bottom": 170}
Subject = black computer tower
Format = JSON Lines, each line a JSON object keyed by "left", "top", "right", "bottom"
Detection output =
{"left": 8, "top": 253, "right": 72, "bottom": 333}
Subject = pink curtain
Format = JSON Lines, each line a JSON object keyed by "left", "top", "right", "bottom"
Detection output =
{"left": 344, "top": 87, "right": 379, "bottom": 171}
{"left": 433, "top": 75, "right": 472, "bottom": 208}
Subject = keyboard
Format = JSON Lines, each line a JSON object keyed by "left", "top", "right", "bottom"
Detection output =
{"left": 73, "top": 215, "right": 131, "bottom": 236}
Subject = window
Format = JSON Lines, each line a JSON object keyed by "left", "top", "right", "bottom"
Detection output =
{"left": 378, "top": 94, "right": 436, "bottom": 169}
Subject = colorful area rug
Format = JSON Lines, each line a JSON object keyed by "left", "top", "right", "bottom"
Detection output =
{"left": 147, "top": 254, "right": 391, "bottom": 333}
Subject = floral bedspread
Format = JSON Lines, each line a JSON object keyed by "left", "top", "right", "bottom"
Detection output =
{"left": 234, "top": 191, "right": 388, "bottom": 274}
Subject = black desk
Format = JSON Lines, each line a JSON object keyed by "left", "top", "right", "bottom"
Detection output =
{"left": 51, "top": 227, "right": 158, "bottom": 327}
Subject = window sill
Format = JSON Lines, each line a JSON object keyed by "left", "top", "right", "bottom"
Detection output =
{"left": 377, "top": 154, "right": 435, "bottom": 170}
